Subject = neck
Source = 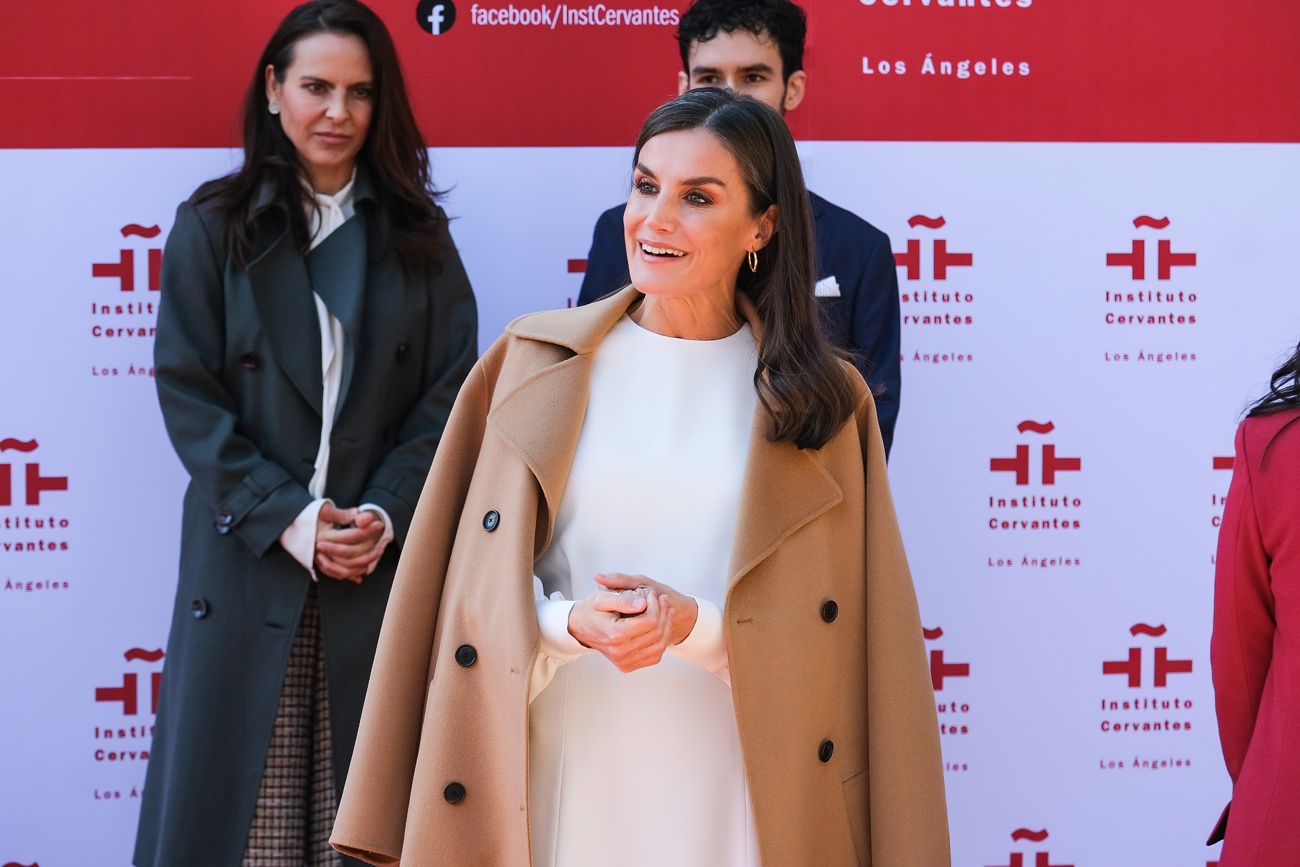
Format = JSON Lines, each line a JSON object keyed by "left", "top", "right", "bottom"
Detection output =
{"left": 629, "top": 290, "right": 743, "bottom": 340}
{"left": 307, "top": 162, "right": 354, "bottom": 197}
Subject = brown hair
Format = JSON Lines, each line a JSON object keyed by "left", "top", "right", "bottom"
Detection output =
{"left": 208, "top": 0, "right": 443, "bottom": 271}
{"left": 633, "top": 88, "right": 856, "bottom": 450}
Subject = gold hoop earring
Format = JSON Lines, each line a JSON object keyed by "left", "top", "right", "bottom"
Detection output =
{"left": 747, "top": 250, "right": 759, "bottom": 273}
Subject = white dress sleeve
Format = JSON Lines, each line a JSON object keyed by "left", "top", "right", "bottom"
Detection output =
{"left": 530, "top": 577, "right": 592, "bottom": 703}
{"left": 668, "top": 596, "right": 730, "bottom": 686}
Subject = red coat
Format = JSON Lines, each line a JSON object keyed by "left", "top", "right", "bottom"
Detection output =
{"left": 1212, "top": 408, "right": 1300, "bottom": 865}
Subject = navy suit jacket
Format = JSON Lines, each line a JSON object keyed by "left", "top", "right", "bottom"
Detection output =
{"left": 577, "top": 191, "right": 901, "bottom": 456}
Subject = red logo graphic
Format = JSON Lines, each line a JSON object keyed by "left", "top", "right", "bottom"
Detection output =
{"left": 1212, "top": 456, "right": 1234, "bottom": 470}
{"left": 0, "top": 439, "right": 68, "bottom": 506}
{"left": 95, "top": 648, "right": 164, "bottom": 715}
{"left": 3, "top": 862, "right": 40, "bottom": 867}
{"left": 986, "top": 828, "right": 1072, "bottom": 867}
{"left": 1106, "top": 215, "right": 1196, "bottom": 280}
{"left": 923, "top": 626, "right": 971, "bottom": 690}
{"left": 894, "top": 214, "right": 973, "bottom": 280}
{"left": 990, "top": 421, "right": 1081, "bottom": 486}
{"left": 91, "top": 223, "right": 162, "bottom": 292}
{"left": 1103, "top": 624, "right": 1192, "bottom": 688}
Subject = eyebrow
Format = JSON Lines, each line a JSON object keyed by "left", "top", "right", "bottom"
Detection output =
{"left": 297, "top": 75, "right": 372, "bottom": 87}
{"left": 690, "top": 63, "right": 776, "bottom": 77}
{"left": 635, "top": 163, "right": 727, "bottom": 188}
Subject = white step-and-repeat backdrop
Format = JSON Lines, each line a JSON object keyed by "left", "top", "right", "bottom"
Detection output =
{"left": 2, "top": 2, "right": 1298, "bottom": 865}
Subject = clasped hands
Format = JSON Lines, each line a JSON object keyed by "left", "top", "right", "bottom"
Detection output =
{"left": 566, "top": 572, "right": 699, "bottom": 673}
{"left": 314, "top": 502, "right": 389, "bottom": 583}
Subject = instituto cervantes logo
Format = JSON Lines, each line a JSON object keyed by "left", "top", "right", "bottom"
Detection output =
{"left": 895, "top": 214, "right": 973, "bottom": 321}
{"left": 986, "top": 420, "right": 1082, "bottom": 570}
{"left": 1, "top": 438, "right": 71, "bottom": 581}
{"left": 93, "top": 647, "right": 163, "bottom": 766}
{"left": 985, "top": 828, "right": 1073, "bottom": 867}
{"left": 1098, "top": 623, "right": 1196, "bottom": 773}
{"left": 90, "top": 223, "right": 160, "bottom": 342}
{"left": 1104, "top": 215, "right": 1197, "bottom": 327}
{"left": 924, "top": 625, "right": 972, "bottom": 771}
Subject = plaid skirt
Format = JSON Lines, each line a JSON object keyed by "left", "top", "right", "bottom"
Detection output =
{"left": 242, "top": 586, "right": 342, "bottom": 867}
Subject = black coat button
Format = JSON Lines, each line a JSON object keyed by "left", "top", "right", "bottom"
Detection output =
{"left": 455, "top": 644, "right": 477, "bottom": 667}
{"left": 213, "top": 521, "right": 231, "bottom": 535}
{"left": 482, "top": 510, "right": 500, "bottom": 532}
{"left": 819, "top": 739, "right": 834, "bottom": 763}
{"left": 444, "top": 782, "right": 466, "bottom": 804}
{"left": 396, "top": 343, "right": 411, "bottom": 361}
{"left": 820, "top": 600, "right": 839, "bottom": 623}
{"left": 191, "top": 598, "right": 209, "bottom": 619}
{"left": 238, "top": 353, "right": 261, "bottom": 371}
{"left": 216, "top": 508, "right": 234, "bottom": 526}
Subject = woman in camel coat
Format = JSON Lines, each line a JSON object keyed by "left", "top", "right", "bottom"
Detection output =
{"left": 332, "top": 90, "right": 948, "bottom": 866}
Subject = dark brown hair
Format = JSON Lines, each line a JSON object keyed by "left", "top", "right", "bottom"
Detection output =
{"left": 632, "top": 88, "right": 855, "bottom": 450}
{"left": 1247, "top": 340, "right": 1300, "bottom": 465}
{"left": 207, "top": 0, "right": 443, "bottom": 270}
{"left": 678, "top": 0, "right": 807, "bottom": 82}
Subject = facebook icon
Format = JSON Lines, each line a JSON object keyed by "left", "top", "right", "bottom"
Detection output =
{"left": 416, "top": 0, "right": 457, "bottom": 35}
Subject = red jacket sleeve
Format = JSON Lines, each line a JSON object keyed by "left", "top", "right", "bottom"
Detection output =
{"left": 1211, "top": 420, "right": 1276, "bottom": 783}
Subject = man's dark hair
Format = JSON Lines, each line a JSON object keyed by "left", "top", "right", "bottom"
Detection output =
{"left": 677, "top": 0, "right": 807, "bottom": 82}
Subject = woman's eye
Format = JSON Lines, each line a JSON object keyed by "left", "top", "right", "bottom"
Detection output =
{"left": 354, "top": 88, "right": 373, "bottom": 99}
{"left": 686, "top": 190, "right": 711, "bottom": 205}
{"left": 634, "top": 179, "right": 657, "bottom": 195}
{"left": 306, "top": 82, "right": 326, "bottom": 94}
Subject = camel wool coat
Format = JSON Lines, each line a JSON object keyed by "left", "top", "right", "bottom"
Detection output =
{"left": 331, "top": 286, "right": 950, "bottom": 866}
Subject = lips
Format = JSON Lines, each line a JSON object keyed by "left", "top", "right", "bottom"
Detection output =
{"left": 315, "top": 131, "right": 352, "bottom": 146}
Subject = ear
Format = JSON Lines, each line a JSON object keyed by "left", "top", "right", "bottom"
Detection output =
{"left": 677, "top": 70, "right": 690, "bottom": 96}
{"left": 265, "top": 64, "right": 281, "bottom": 107}
{"left": 754, "top": 204, "right": 778, "bottom": 250}
{"left": 782, "top": 70, "right": 807, "bottom": 114}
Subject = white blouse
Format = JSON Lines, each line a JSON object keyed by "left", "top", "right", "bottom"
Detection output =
{"left": 528, "top": 314, "right": 761, "bottom": 867}
{"left": 278, "top": 172, "right": 392, "bottom": 576}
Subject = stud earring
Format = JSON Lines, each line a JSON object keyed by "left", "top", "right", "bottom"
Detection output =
{"left": 747, "top": 250, "right": 759, "bottom": 273}
{"left": 269, "top": 102, "right": 280, "bottom": 116}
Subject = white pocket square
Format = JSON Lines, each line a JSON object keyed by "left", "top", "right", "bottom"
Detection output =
{"left": 814, "top": 276, "right": 841, "bottom": 297}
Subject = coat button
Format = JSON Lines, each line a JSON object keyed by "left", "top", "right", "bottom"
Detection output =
{"left": 216, "top": 508, "right": 234, "bottom": 526}
{"left": 191, "top": 598, "right": 209, "bottom": 619}
{"left": 482, "top": 510, "right": 500, "bottom": 532}
{"left": 444, "top": 782, "right": 466, "bottom": 804}
{"left": 396, "top": 343, "right": 411, "bottom": 361}
{"left": 455, "top": 644, "right": 477, "bottom": 667}
{"left": 819, "top": 739, "right": 835, "bottom": 763}
{"left": 238, "top": 353, "right": 261, "bottom": 371}
{"left": 820, "top": 600, "right": 839, "bottom": 623}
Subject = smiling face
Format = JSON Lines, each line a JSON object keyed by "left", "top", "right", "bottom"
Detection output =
{"left": 624, "top": 127, "right": 775, "bottom": 308}
{"left": 678, "top": 28, "right": 805, "bottom": 116}
{"left": 266, "top": 31, "right": 374, "bottom": 195}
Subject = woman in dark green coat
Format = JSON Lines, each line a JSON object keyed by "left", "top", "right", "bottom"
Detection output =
{"left": 134, "top": 2, "right": 477, "bottom": 864}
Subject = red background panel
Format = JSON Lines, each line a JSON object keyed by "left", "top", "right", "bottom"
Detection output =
{"left": 1, "top": 0, "right": 1297, "bottom": 147}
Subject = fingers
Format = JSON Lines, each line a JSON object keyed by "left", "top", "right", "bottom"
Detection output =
{"left": 318, "top": 502, "right": 356, "bottom": 526}
{"left": 590, "top": 587, "right": 648, "bottom": 616}
{"left": 317, "top": 522, "right": 384, "bottom": 547}
{"left": 315, "top": 552, "right": 364, "bottom": 583}
{"left": 594, "top": 571, "right": 651, "bottom": 592}
{"left": 603, "top": 592, "right": 674, "bottom": 673}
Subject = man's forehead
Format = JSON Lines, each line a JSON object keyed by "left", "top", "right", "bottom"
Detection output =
{"left": 687, "top": 28, "right": 782, "bottom": 70}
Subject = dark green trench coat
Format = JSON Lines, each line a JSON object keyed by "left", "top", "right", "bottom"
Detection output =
{"left": 133, "top": 173, "right": 477, "bottom": 867}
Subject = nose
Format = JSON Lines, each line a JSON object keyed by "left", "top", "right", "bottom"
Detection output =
{"left": 324, "top": 92, "right": 349, "bottom": 122}
{"left": 644, "top": 193, "right": 676, "bottom": 233}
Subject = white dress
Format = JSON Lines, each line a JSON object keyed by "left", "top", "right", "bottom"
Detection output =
{"left": 528, "top": 314, "right": 762, "bottom": 867}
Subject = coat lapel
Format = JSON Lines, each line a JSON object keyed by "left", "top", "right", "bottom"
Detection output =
{"left": 485, "top": 284, "right": 844, "bottom": 586}
{"left": 487, "top": 288, "right": 638, "bottom": 552}
{"left": 305, "top": 214, "right": 366, "bottom": 417}
{"left": 246, "top": 232, "right": 324, "bottom": 416}
{"left": 726, "top": 407, "right": 842, "bottom": 596}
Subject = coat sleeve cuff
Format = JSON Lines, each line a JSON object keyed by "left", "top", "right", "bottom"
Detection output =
{"left": 668, "top": 596, "right": 730, "bottom": 684}
{"left": 530, "top": 579, "right": 592, "bottom": 703}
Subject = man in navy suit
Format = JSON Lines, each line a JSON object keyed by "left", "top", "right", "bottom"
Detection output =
{"left": 578, "top": 0, "right": 901, "bottom": 455}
